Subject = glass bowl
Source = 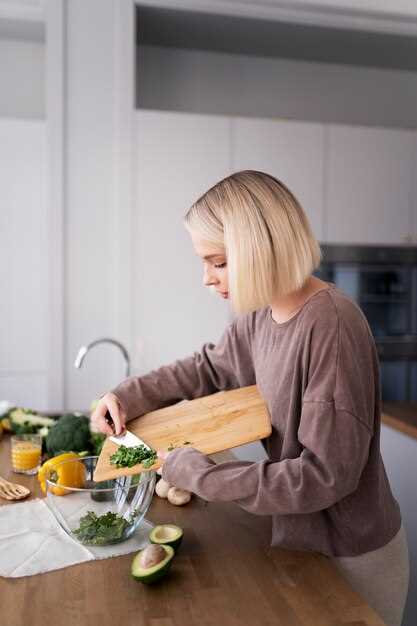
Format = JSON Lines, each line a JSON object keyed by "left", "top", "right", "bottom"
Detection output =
{"left": 45, "top": 456, "right": 156, "bottom": 546}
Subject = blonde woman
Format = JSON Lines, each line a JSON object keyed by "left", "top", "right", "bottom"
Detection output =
{"left": 92, "top": 170, "right": 409, "bottom": 626}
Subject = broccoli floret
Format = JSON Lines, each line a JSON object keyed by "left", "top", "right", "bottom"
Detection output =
{"left": 90, "top": 432, "right": 106, "bottom": 455}
{"left": 46, "top": 413, "right": 92, "bottom": 456}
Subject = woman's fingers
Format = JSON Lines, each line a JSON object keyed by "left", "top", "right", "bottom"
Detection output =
{"left": 104, "top": 394, "right": 125, "bottom": 435}
{"left": 157, "top": 449, "right": 171, "bottom": 462}
{"left": 90, "top": 393, "right": 127, "bottom": 436}
{"left": 91, "top": 399, "right": 113, "bottom": 435}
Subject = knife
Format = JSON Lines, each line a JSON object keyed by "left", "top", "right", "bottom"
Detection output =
{"left": 102, "top": 412, "right": 155, "bottom": 513}
{"left": 105, "top": 410, "right": 152, "bottom": 450}
{"left": 109, "top": 429, "right": 152, "bottom": 450}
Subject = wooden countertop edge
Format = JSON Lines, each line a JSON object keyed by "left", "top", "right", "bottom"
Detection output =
{"left": 381, "top": 411, "right": 417, "bottom": 440}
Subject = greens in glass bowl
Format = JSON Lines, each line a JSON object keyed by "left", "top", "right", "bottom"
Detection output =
{"left": 45, "top": 456, "right": 156, "bottom": 546}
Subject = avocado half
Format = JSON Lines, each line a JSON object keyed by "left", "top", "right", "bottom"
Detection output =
{"left": 149, "top": 524, "right": 183, "bottom": 551}
{"left": 131, "top": 544, "right": 174, "bottom": 584}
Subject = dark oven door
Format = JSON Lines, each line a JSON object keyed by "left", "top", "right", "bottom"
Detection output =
{"left": 315, "top": 263, "right": 414, "bottom": 336}
{"left": 377, "top": 336, "right": 417, "bottom": 402}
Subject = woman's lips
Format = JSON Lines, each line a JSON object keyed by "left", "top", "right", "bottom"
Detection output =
{"left": 219, "top": 291, "right": 229, "bottom": 298}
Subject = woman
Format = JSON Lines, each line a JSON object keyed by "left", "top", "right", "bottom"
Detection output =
{"left": 92, "top": 170, "right": 409, "bottom": 626}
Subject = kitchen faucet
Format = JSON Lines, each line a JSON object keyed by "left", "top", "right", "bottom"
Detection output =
{"left": 74, "top": 338, "right": 131, "bottom": 378}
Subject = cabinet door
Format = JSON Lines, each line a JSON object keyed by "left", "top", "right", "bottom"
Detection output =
{"left": 134, "top": 110, "right": 233, "bottom": 375}
{"left": 0, "top": 119, "right": 48, "bottom": 408}
{"left": 232, "top": 117, "right": 325, "bottom": 241}
{"left": 326, "top": 125, "right": 414, "bottom": 244}
{"left": 380, "top": 424, "right": 417, "bottom": 625}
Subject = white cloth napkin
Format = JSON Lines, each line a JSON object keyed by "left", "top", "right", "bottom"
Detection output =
{"left": 0, "top": 498, "right": 153, "bottom": 578}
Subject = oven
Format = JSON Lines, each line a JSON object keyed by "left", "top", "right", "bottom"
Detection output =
{"left": 314, "top": 244, "right": 417, "bottom": 402}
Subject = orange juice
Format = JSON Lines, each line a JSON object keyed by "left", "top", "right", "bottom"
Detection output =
{"left": 11, "top": 435, "right": 42, "bottom": 474}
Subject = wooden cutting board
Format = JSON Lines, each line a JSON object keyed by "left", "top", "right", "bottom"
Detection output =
{"left": 93, "top": 385, "right": 271, "bottom": 481}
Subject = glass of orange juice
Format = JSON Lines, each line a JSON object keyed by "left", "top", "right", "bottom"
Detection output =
{"left": 11, "top": 434, "right": 42, "bottom": 475}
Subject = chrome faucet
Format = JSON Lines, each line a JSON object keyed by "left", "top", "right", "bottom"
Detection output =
{"left": 74, "top": 338, "right": 131, "bottom": 378}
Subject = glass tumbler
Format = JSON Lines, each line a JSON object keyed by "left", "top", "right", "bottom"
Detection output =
{"left": 11, "top": 434, "right": 42, "bottom": 475}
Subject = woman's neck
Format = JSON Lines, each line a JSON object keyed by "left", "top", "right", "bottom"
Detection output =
{"left": 270, "top": 276, "right": 329, "bottom": 324}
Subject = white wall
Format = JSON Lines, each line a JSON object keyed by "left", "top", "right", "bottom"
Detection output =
{"left": 0, "top": 118, "right": 48, "bottom": 409}
{"left": 63, "top": 0, "right": 126, "bottom": 411}
{"left": 0, "top": 39, "right": 44, "bottom": 118}
{"left": 133, "top": 110, "right": 232, "bottom": 377}
{"left": 137, "top": 44, "right": 417, "bottom": 129}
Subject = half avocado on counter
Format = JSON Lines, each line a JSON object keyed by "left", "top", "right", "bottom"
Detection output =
{"left": 131, "top": 544, "right": 175, "bottom": 584}
{"left": 149, "top": 524, "right": 183, "bottom": 551}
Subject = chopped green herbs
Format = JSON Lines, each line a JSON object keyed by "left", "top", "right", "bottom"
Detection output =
{"left": 141, "top": 455, "right": 157, "bottom": 469}
{"left": 73, "top": 510, "right": 136, "bottom": 545}
{"left": 110, "top": 444, "right": 157, "bottom": 468}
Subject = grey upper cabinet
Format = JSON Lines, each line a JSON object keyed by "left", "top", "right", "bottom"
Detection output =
{"left": 325, "top": 124, "right": 415, "bottom": 245}
{"left": 231, "top": 117, "right": 325, "bottom": 241}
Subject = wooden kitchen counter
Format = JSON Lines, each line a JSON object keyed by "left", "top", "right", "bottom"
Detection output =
{"left": 382, "top": 402, "right": 417, "bottom": 440}
{"left": 0, "top": 435, "right": 386, "bottom": 626}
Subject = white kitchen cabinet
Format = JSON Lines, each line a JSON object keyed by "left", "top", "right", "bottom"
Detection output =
{"left": 380, "top": 424, "right": 417, "bottom": 626}
{"left": 325, "top": 124, "right": 415, "bottom": 244}
{"left": 0, "top": 118, "right": 48, "bottom": 409}
{"left": 134, "top": 110, "right": 233, "bottom": 376}
{"left": 231, "top": 117, "right": 325, "bottom": 241}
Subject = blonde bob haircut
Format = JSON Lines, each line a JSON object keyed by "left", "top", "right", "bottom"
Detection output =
{"left": 184, "top": 170, "right": 322, "bottom": 314}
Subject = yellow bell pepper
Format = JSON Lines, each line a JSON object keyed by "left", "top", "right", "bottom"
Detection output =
{"left": 38, "top": 452, "right": 85, "bottom": 496}
{"left": 1, "top": 417, "right": 11, "bottom": 432}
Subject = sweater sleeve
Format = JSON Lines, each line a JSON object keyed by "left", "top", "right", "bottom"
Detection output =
{"left": 161, "top": 306, "right": 374, "bottom": 515}
{"left": 110, "top": 315, "right": 255, "bottom": 421}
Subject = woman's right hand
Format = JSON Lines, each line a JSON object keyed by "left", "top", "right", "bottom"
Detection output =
{"left": 90, "top": 392, "right": 127, "bottom": 436}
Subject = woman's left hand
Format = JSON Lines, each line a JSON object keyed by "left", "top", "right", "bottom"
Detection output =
{"left": 157, "top": 449, "right": 171, "bottom": 463}
{"left": 156, "top": 448, "right": 172, "bottom": 475}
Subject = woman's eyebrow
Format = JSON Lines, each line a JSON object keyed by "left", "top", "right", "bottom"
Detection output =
{"left": 201, "top": 254, "right": 224, "bottom": 260}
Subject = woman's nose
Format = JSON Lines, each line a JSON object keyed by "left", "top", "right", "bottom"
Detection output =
{"left": 203, "top": 266, "right": 218, "bottom": 287}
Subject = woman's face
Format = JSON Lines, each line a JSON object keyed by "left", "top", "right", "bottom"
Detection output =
{"left": 190, "top": 231, "right": 229, "bottom": 299}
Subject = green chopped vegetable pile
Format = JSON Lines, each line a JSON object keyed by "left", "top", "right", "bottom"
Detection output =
{"left": 110, "top": 444, "right": 158, "bottom": 469}
{"left": 73, "top": 510, "right": 135, "bottom": 545}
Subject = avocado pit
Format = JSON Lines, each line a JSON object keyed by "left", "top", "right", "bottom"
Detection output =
{"left": 139, "top": 544, "right": 166, "bottom": 569}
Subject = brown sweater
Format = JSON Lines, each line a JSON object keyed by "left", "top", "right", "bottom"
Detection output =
{"left": 111, "top": 282, "right": 401, "bottom": 557}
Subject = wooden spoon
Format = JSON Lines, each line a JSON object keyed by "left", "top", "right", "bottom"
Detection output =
{"left": 0, "top": 476, "right": 30, "bottom": 501}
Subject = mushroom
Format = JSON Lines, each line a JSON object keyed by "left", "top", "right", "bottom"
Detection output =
{"left": 155, "top": 478, "right": 171, "bottom": 498}
{"left": 167, "top": 486, "right": 192, "bottom": 506}
{"left": 139, "top": 544, "right": 166, "bottom": 569}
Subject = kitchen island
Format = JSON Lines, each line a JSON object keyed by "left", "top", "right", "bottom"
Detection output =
{"left": 0, "top": 435, "right": 387, "bottom": 626}
{"left": 382, "top": 402, "right": 417, "bottom": 440}
{"left": 380, "top": 405, "right": 417, "bottom": 626}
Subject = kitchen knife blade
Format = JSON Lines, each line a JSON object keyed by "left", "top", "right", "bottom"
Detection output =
{"left": 103, "top": 409, "right": 152, "bottom": 450}
{"left": 109, "top": 429, "right": 152, "bottom": 450}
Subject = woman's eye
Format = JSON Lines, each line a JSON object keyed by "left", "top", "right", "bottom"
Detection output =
{"left": 214, "top": 263, "right": 227, "bottom": 269}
